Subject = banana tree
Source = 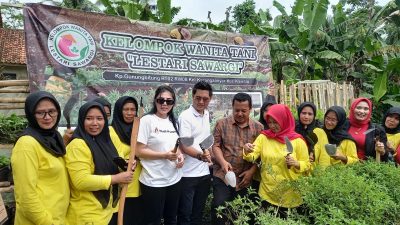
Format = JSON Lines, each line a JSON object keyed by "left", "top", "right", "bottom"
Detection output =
{"left": 98, "top": 0, "right": 178, "bottom": 23}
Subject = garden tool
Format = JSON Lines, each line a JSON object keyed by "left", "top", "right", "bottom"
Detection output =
{"left": 199, "top": 134, "right": 214, "bottom": 163}
{"left": 284, "top": 136, "right": 293, "bottom": 169}
{"left": 173, "top": 136, "right": 195, "bottom": 153}
{"left": 225, "top": 171, "right": 236, "bottom": 187}
{"left": 325, "top": 144, "right": 337, "bottom": 156}
{"left": 199, "top": 134, "right": 214, "bottom": 151}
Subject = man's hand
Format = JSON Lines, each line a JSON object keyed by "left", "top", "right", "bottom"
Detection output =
{"left": 201, "top": 150, "right": 212, "bottom": 162}
{"left": 176, "top": 154, "right": 185, "bottom": 168}
{"left": 221, "top": 161, "right": 232, "bottom": 174}
{"left": 238, "top": 170, "right": 253, "bottom": 189}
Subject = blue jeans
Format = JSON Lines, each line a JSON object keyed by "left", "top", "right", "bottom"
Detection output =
{"left": 177, "top": 175, "right": 211, "bottom": 225}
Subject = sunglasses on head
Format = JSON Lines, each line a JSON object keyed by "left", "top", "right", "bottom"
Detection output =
{"left": 156, "top": 98, "right": 175, "bottom": 105}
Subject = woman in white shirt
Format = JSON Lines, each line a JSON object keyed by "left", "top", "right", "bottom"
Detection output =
{"left": 136, "top": 85, "right": 184, "bottom": 225}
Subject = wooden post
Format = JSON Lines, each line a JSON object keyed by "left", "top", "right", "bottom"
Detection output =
{"left": 280, "top": 80, "right": 284, "bottom": 104}
{"left": 335, "top": 82, "right": 340, "bottom": 107}
{"left": 0, "top": 98, "right": 26, "bottom": 103}
{"left": 0, "top": 104, "right": 24, "bottom": 109}
{"left": 0, "top": 80, "right": 29, "bottom": 87}
{"left": 0, "top": 87, "right": 29, "bottom": 93}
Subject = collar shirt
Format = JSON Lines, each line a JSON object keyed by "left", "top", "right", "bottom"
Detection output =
{"left": 212, "top": 115, "right": 263, "bottom": 190}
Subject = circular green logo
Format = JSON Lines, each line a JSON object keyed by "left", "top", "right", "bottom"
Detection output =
{"left": 48, "top": 24, "right": 96, "bottom": 68}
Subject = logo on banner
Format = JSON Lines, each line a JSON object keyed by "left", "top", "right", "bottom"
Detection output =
{"left": 48, "top": 24, "right": 96, "bottom": 68}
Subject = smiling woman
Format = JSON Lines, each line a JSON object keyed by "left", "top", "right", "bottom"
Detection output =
{"left": 64, "top": 101, "right": 134, "bottom": 225}
{"left": 12, "top": 91, "right": 69, "bottom": 225}
{"left": 345, "top": 98, "right": 388, "bottom": 162}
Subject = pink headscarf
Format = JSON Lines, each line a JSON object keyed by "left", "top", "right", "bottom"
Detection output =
{"left": 261, "top": 104, "right": 303, "bottom": 143}
{"left": 349, "top": 97, "right": 372, "bottom": 128}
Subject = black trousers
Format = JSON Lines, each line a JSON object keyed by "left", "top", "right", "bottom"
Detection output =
{"left": 177, "top": 175, "right": 211, "bottom": 225}
{"left": 140, "top": 181, "right": 182, "bottom": 225}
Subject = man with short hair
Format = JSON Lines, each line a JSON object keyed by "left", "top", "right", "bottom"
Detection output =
{"left": 211, "top": 92, "right": 263, "bottom": 225}
{"left": 177, "top": 81, "right": 213, "bottom": 225}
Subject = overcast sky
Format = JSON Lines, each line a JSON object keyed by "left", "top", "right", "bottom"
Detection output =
{"left": 171, "top": 0, "right": 391, "bottom": 23}
{"left": 0, "top": 0, "right": 392, "bottom": 23}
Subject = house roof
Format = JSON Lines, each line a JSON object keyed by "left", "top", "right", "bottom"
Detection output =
{"left": 0, "top": 28, "right": 26, "bottom": 65}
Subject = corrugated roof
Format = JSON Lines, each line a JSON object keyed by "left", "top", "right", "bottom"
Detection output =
{"left": 0, "top": 28, "right": 26, "bottom": 65}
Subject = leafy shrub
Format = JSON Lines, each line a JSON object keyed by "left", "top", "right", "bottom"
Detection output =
{"left": 0, "top": 155, "right": 10, "bottom": 167}
{"left": 0, "top": 114, "right": 27, "bottom": 144}
{"left": 216, "top": 162, "right": 400, "bottom": 225}
{"left": 295, "top": 163, "right": 400, "bottom": 224}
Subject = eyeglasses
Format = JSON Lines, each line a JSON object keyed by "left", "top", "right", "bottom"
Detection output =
{"left": 325, "top": 116, "right": 338, "bottom": 123}
{"left": 156, "top": 98, "right": 174, "bottom": 105}
{"left": 35, "top": 110, "right": 58, "bottom": 119}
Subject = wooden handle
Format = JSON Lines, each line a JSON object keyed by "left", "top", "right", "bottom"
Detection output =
{"left": 172, "top": 139, "right": 179, "bottom": 153}
{"left": 118, "top": 117, "right": 140, "bottom": 225}
{"left": 376, "top": 151, "right": 381, "bottom": 163}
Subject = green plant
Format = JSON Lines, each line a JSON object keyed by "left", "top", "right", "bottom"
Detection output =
{"left": 0, "top": 114, "right": 27, "bottom": 144}
{"left": 295, "top": 163, "right": 400, "bottom": 224}
{"left": 0, "top": 156, "right": 10, "bottom": 168}
{"left": 216, "top": 188, "right": 261, "bottom": 225}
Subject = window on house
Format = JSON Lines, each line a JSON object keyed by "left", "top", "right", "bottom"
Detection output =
{"left": 0, "top": 73, "right": 17, "bottom": 80}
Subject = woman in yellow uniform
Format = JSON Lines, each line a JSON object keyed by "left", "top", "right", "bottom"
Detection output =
{"left": 12, "top": 91, "right": 69, "bottom": 225}
{"left": 314, "top": 106, "right": 358, "bottom": 167}
{"left": 382, "top": 107, "right": 400, "bottom": 164}
{"left": 295, "top": 102, "right": 324, "bottom": 162}
{"left": 65, "top": 101, "right": 134, "bottom": 225}
{"left": 243, "top": 104, "right": 310, "bottom": 218}
{"left": 109, "top": 96, "right": 143, "bottom": 225}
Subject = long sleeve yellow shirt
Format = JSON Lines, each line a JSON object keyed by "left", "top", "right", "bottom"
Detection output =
{"left": 387, "top": 133, "right": 400, "bottom": 154}
{"left": 12, "top": 135, "right": 70, "bottom": 225}
{"left": 313, "top": 128, "right": 358, "bottom": 167}
{"left": 109, "top": 127, "right": 142, "bottom": 213}
{"left": 243, "top": 134, "right": 310, "bottom": 208}
{"left": 65, "top": 138, "right": 114, "bottom": 225}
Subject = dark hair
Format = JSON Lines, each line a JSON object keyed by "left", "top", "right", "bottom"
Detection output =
{"left": 232, "top": 92, "right": 252, "bottom": 109}
{"left": 192, "top": 81, "right": 213, "bottom": 97}
{"left": 259, "top": 99, "right": 276, "bottom": 129}
{"left": 149, "top": 85, "right": 179, "bottom": 135}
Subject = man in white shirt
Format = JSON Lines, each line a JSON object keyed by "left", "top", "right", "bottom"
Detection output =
{"left": 177, "top": 81, "right": 213, "bottom": 225}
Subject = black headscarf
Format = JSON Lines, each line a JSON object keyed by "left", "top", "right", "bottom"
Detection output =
{"left": 259, "top": 98, "right": 277, "bottom": 129}
{"left": 295, "top": 102, "right": 318, "bottom": 136}
{"left": 93, "top": 97, "right": 112, "bottom": 113}
{"left": 295, "top": 102, "right": 321, "bottom": 150}
{"left": 20, "top": 91, "right": 65, "bottom": 157}
{"left": 71, "top": 101, "right": 119, "bottom": 209}
{"left": 323, "top": 106, "right": 354, "bottom": 146}
{"left": 382, "top": 107, "right": 400, "bottom": 134}
{"left": 111, "top": 96, "right": 138, "bottom": 145}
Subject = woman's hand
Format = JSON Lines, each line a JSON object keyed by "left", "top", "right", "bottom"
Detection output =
{"left": 164, "top": 150, "right": 179, "bottom": 161}
{"left": 285, "top": 154, "right": 300, "bottom": 169}
{"left": 243, "top": 143, "right": 255, "bottom": 154}
{"left": 375, "top": 140, "right": 385, "bottom": 156}
{"left": 330, "top": 151, "right": 348, "bottom": 163}
{"left": 309, "top": 152, "right": 315, "bottom": 163}
{"left": 111, "top": 170, "right": 134, "bottom": 184}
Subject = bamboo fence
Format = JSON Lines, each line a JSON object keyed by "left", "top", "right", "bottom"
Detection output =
{"left": 276, "top": 80, "right": 355, "bottom": 112}
{"left": 0, "top": 80, "right": 29, "bottom": 110}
